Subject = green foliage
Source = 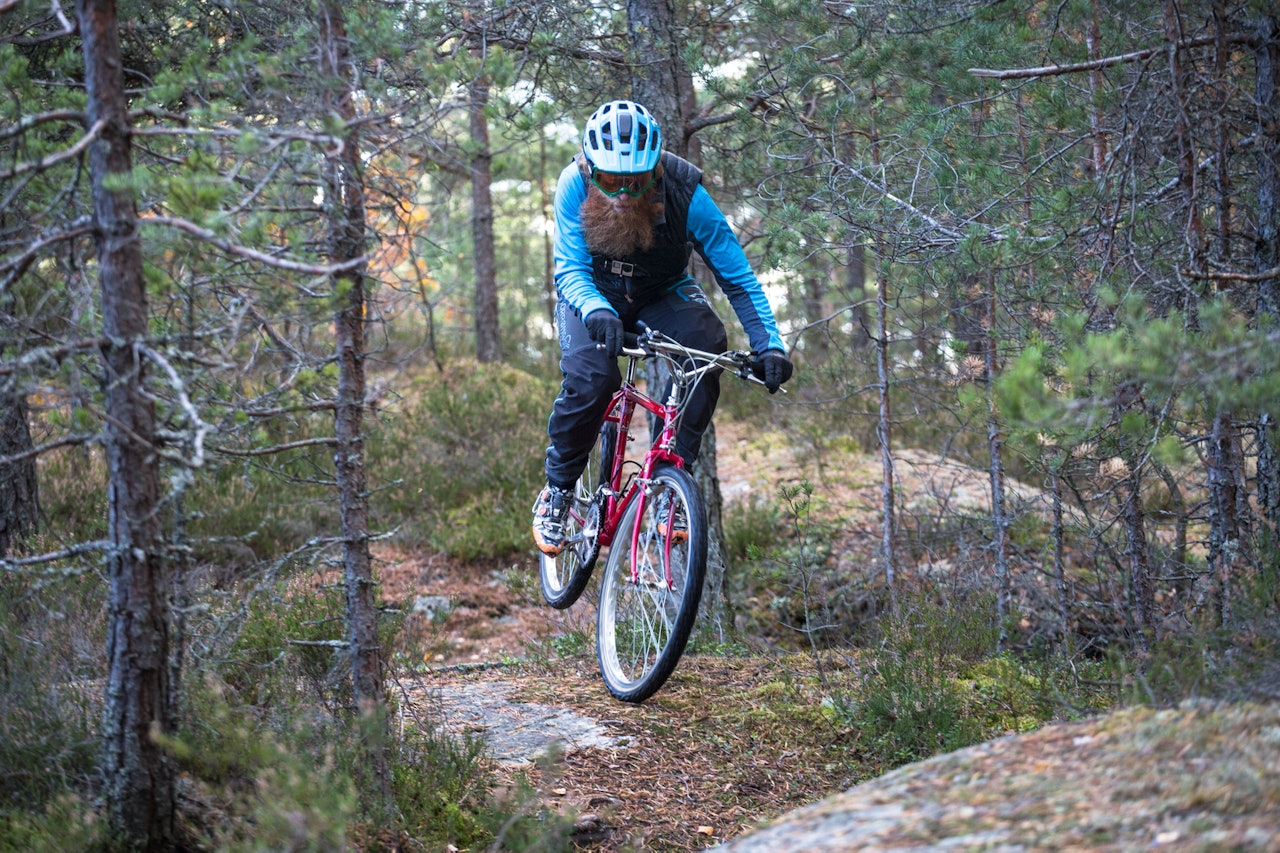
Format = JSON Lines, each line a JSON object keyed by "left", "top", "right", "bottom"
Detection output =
{"left": 853, "top": 649, "right": 983, "bottom": 767}
{"left": 0, "top": 575, "right": 101, "bottom": 812}
{"left": 369, "top": 360, "right": 556, "bottom": 560}
{"left": 28, "top": 447, "right": 109, "bottom": 544}
{"left": 221, "top": 580, "right": 379, "bottom": 708}
{"left": 0, "top": 794, "right": 103, "bottom": 852}
{"left": 166, "top": 679, "right": 358, "bottom": 851}
{"left": 724, "top": 492, "right": 785, "bottom": 568}
{"left": 830, "top": 592, "right": 1086, "bottom": 770}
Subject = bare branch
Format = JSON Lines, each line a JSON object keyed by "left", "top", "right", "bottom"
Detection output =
{"left": 968, "top": 36, "right": 1228, "bottom": 79}
{"left": 138, "top": 344, "right": 208, "bottom": 469}
{"left": 0, "top": 108, "right": 87, "bottom": 142}
{"left": 142, "top": 215, "right": 369, "bottom": 275}
{"left": 0, "top": 336, "right": 105, "bottom": 375}
{"left": 210, "top": 436, "right": 339, "bottom": 457}
{"left": 243, "top": 401, "right": 338, "bottom": 417}
{"left": 1183, "top": 265, "right": 1280, "bottom": 282}
{"left": 0, "top": 433, "right": 96, "bottom": 467}
{"left": 0, "top": 222, "right": 95, "bottom": 293}
{"left": 686, "top": 111, "right": 738, "bottom": 136}
{"left": 1, "top": 540, "right": 111, "bottom": 572}
{"left": 0, "top": 118, "right": 105, "bottom": 180}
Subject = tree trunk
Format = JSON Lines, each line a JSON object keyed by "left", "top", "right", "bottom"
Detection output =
{"left": 539, "top": 129, "right": 557, "bottom": 331}
{"left": 1122, "top": 462, "right": 1154, "bottom": 650}
{"left": 469, "top": 53, "right": 501, "bottom": 363}
{"left": 78, "top": 0, "right": 174, "bottom": 845}
{"left": 845, "top": 237, "right": 870, "bottom": 349}
{"left": 1207, "top": 411, "right": 1246, "bottom": 625}
{"left": 870, "top": 88, "right": 897, "bottom": 599}
{"left": 984, "top": 282, "right": 1010, "bottom": 649}
{"left": 317, "top": 0, "right": 392, "bottom": 816}
{"left": 687, "top": 422, "right": 727, "bottom": 636}
{"left": 1253, "top": 15, "right": 1280, "bottom": 545}
{"left": 0, "top": 389, "right": 39, "bottom": 556}
{"left": 1050, "top": 460, "right": 1069, "bottom": 646}
{"left": 875, "top": 267, "right": 896, "bottom": 596}
{"left": 626, "top": 0, "right": 684, "bottom": 151}
{"left": 803, "top": 268, "right": 830, "bottom": 363}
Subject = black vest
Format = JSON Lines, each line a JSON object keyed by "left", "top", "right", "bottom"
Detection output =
{"left": 578, "top": 151, "right": 704, "bottom": 305}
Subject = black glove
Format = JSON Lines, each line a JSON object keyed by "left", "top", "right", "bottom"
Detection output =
{"left": 585, "top": 310, "right": 624, "bottom": 358}
{"left": 753, "top": 350, "right": 793, "bottom": 394}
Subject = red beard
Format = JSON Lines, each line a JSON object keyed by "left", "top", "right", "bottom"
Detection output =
{"left": 580, "top": 185, "right": 664, "bottom": 258}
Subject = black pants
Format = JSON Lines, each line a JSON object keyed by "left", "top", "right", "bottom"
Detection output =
{"left": 544, "top": 281, "right": 729, "bottom": 488}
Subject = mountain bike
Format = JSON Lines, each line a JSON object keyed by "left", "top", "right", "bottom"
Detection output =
{"left": 538, "top": 323, "right": 775, "bottom": 703}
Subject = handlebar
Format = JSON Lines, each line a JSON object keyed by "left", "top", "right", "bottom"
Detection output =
{"left": 618, "top": 323, "right": 783, "bottom": 393}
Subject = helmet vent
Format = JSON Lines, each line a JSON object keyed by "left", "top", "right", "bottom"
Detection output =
{"left": 582, "top": 100, "right": 662, "bottom": 173}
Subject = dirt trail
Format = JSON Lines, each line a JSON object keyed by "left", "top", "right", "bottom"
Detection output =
{"left": 381, "top": 421, "right": 1280, "bottom": 850}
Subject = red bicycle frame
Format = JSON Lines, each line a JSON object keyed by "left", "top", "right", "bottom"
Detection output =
{"left": 594, "top": 355, "right": 685, "bottom": 580}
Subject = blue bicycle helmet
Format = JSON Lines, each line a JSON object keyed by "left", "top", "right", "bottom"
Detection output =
{"left": 581, "top": 100, "right": 663, "bottom": 174}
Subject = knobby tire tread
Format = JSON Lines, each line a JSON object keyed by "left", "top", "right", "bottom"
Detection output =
{"left": 596, "top": 463, "right": 706, "bottom": 703}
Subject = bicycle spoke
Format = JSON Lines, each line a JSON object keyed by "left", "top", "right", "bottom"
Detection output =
{"left": 597, "top": 467, "right": 706, "bottom": 702}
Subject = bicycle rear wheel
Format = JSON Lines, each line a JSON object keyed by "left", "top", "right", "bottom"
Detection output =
{"left": 596, "top": 463, "right": 706, "bottom": 703}
{"left": 540, "top": 422, "right": 615, "bottom": 609}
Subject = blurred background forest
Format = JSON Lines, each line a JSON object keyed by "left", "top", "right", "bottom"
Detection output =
{"left": 3, "top": 0, "right": 1280, "bottom": 849}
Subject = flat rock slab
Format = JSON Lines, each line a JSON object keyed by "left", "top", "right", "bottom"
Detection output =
{"left": 426, "top": 679, "right": 632, "bottom": 765}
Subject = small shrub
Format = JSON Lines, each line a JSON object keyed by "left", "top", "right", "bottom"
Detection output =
{"left": 30, "top": 445, "right": 108, "bottom": 543}
{"left": 0, "top": 574, "right": 102, "bottom": 810}
{"left": 168, "top": 680, "right": 359, "bottom": 851}
{"left": 218, "top": 577, "right": 399, "bottom": 710}
{"left": 0, "top": 794, "right": 103, "bottom": 852}
{"left": 370, "top": 360, "right": 555, "bottom": 560}
{"left": 724, "top": 492, "right": 784, "bottom": 568}
{"left": 854, "top": 651, "right": 981, "bottom": 767}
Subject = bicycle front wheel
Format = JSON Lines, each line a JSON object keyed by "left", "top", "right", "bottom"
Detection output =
{"left": 540, "top": 422, "right": 615, "bottom": 609}
{"left": 596, "top": 462, "right": 706, "bottom": 703}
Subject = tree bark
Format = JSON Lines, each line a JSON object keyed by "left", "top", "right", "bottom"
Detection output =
{"left": 626, "top": 0, "right": 684, "bottom": 151}
{"left": 1253, "top": 16, "right": 1280, "bottom": 544}
{"left": 1122, "top": 462, "right": 1154, "bottom": 650}
{"left": 1207, "top": 410, "right": 1247, "bottom": 624}
{"left": 0, "top": 390, "right": 39, "bottom": 556}
{"left": 469, "top": 50, "right": 501, "bottom": 363}
{"left": 78, "top": 0, "right": 174, "bottom": 845}
{"left": 984, "top": 281, "right": 1010, "bottom": 649}
{"left": 317, "top": 0, "right": 392, "bottom": 815}
{"left": 870, "top": 86, "right": 897, "bottom": 599}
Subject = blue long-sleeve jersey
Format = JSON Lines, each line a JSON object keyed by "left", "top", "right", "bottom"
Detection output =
{"left": 552, "top": 155, "right": 786, "bottom": 355}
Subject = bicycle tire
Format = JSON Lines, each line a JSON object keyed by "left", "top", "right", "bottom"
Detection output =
{"left": 596, "top": 462, "right": 706, "bottom": 703}
{"left": 540, "top": 422, "right": 615, "bottom": 609}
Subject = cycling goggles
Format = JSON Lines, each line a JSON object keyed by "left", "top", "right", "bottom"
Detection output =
{"left": 590, "top": 167, "right": 656, "bottom": 198}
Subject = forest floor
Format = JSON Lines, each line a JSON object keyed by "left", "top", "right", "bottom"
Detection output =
{"left": 372, "top": 419, "right": 1280, "bottom": 851}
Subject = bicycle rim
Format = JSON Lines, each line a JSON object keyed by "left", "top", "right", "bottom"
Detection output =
{"left": 540, "top": 423, "right": 614, "bottom": 609}
{"left": 596, "top": 463, "right": 706, "bottom": 702}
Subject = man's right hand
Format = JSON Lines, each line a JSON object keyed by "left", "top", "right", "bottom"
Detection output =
{"left": 585, "top": 310, "right": 624, "bottom": 358}
{"left": 752, "top": 350, "right": 793, "bottom": 393}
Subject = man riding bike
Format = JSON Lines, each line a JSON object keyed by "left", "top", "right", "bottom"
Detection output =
{"left": 533, "top": 99, "right": 793, "bottom": 556}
